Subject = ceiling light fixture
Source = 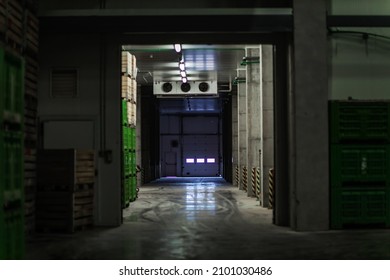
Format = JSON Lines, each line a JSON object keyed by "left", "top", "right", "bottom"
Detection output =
{"left": 174, "top": 44, "right": 189, "bottom": 83}
{"left": 179, "top": 62, "right": 186, "bottom": 71}
{"left": 174, "top": 44, "right": 182, "bottom": 53}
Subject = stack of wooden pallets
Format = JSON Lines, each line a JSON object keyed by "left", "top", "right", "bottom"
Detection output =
{"left": 36, "top": 149, "right": 95, "bottom": 233}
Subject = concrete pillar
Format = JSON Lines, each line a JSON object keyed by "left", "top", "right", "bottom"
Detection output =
{"left": 98, "top": 34, "right": 122, "bottom": 226}
{"left": 274, "top": 41, "right": 290, "bottom": 226}
{"left": 246, "top": 47, "right": 262, "bottom": 197}
{"left": 291, "top": 0, "right": 329, "bottom": 231}
{"left": 232, "top": 93, "right": 239, "bottom": 186}
{"left": 136, "top": 85, "right": 142, "bottom": 188}
{"left": 261, "top": 45, "right": 274, "bottom": 207}
{"left": 237, "top": 69, "right": 247, "bottom": 191}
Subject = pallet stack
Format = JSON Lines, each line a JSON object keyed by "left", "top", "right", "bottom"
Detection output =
{"left": 23, "top": 2, "right": 39, "bottom": 237}
{"left": 0, "top": 39, "right": 25, "bottom": 260}
{"left": 330, "top": 100, "right": 390, "bottom": 229}
{"left": 36, "top": 149, "right": 95, "bottom": 233}
{"left": 121, "top": 51, "right": 137, "bottom": 208}
{"left": 1, "top": 0, "right": 39, "bottom": 252}
{"left": 0, "top": 0, "right": 38, "bottom": 260}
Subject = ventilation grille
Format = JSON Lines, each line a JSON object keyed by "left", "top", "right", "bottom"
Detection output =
{"left": 51, "top": 69, "right": 78, "bottom": 98}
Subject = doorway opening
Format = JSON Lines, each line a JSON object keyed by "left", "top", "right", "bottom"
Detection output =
{"left": 119, "top": 42, "right": 277, "bottom": 223}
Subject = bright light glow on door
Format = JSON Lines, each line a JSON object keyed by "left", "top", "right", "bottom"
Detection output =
{"left": 206, "top": 158, "right": 215, "bottom": 163}
{"left": 186, "top": 158, "right": 195, "bottom": 163}
{"left": 196, "top": 158, "right": 205, "bottom": 163}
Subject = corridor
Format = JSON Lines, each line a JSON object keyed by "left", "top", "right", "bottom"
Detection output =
{"left": 26, "top": 177, "right": 390, "bottom": 260}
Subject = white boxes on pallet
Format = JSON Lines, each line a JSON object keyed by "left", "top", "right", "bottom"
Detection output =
{"left": 122, "top": 75, "right": 137, "bottom": 102}
{"left": 132, "top": 54, "right": 137, "bottom": 79}
{"left": 121, "top": 51, "right": 132, "bottom": 75}
{"left": 121, "top": 75, "right": 132, "bottom": 99}
{"left": 121, "top": 52, "right": 137, "bottom": 79}
{"left": 131, "top": 79, "right": 137, "bottom": 103}
{"left": 132, "top": 103, "right": 137, "bottom": 127}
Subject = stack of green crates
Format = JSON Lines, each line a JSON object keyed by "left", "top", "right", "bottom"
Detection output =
{"left": 330, "top": 100, "right": 390, "bottom": 229}
{"left": 121, "top": 102, "right": 137, "bottom": 208}
{"left": 129, "top": 127, "right": 137, "bottom": 202}
{"left": 0, "top": 47, "right": 25, "bottom": 259}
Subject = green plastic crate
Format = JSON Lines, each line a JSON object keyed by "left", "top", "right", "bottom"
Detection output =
{"left": 131, "top": 152, "right": 136, "bottom": 175}
{"left": 330, "top": 101, "right": 390, "bottom": 143}
{"left": 126, "top": 177, "right": 132, "bottom": 205}
{"left": 130, "top": 175, "right": 137, "bottom": 202}
{"left": 127, "top": 128, "right": 132, "bottom": 150}
{"left": 122, "top": 177, "right": 130, "bottom": 208}
{"left": 129, "top": 152, "right": 134, "bottom": 175}
{"left": 1, "top": 132, "right": 24, "bottom": 224}
{"left": 0, "top": 206, "right": 25, "bottom": 259}
{"left": 0, "top": 131, "right": 4, "bottom": 209}
{"left": 0, "top": 48, "right": 3, "bottom": 123}
{"left": 330, "top": 144, "right": 390, "bottom": 186}
{"left": 122, "top": 99, "right": 128, "bottom": 126}
{"left": 124, "top": 152, "right": 131, "bottom": 176}
{"left": 130, "top": 127, "right": 137, "bottom": 151}
{"left": 122, "top": 126, "right": 129, "bottom": 150}
{"left": 129, "top": 128, "right": 134, "bottom": 151}
{"left": 331, "top": 187, "right": 390, "bottom": 229}
{"left": 0, "top": 48, "right": 25, "bottom": 125}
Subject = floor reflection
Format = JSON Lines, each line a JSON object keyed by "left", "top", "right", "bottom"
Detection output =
{"left": 185, "top": 183, "right": 217, "bottom": 221}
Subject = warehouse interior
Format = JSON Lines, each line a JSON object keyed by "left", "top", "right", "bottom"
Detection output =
{"left": 2, "top": 0, "right": 390, "bottom": 260}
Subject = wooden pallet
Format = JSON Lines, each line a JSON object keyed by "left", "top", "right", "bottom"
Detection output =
{"left": 25, "top": 10, "right": 38, "bottom": 53}
{"left": 0, "top": 1, "right": 5, "bottom": 31}
{"left": 37, "top": 149, "right": 96, "bottom": 191}
{"left": 35, "top": 187, "right": 94, "bottom": 233}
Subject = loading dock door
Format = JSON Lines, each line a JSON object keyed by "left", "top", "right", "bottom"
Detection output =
{"left": 182, "top": 135, "right": 219, "bottom": 176}
{"left": 182, "top": 116, "right": 220, "bottom": 177}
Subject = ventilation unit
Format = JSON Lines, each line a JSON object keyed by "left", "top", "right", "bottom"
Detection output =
{"left": 153, "top": 81, "right": 177, "bottom": 95}
{"left": 154, "top": 81, "right": 217, "bottom": 97}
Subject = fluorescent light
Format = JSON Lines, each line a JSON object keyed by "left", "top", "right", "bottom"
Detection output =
{"left": 180, "top": 71, "right": 186, "bottom": 78}
{"left": 196, "top": 158, "right": 205, "bottom": 163}
{"left": 174, "top": 44, "right": 182, "bottom": 53}
{"left": 179, "top": 62, "right": 186, "bottom": 71}
{"left": 182, "top": 77, "right": 188, "bottom": 83}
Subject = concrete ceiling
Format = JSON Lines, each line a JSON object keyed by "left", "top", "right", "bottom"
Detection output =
{"left": 123, "top": 44, "right": 254, "bottom": 86}
{"left": 123, "top": 44, "right": 256, "bottom": 114}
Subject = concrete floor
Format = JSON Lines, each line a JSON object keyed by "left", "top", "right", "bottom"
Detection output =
{"left": 26, "top": 177, "right": 390, "bottom": 260}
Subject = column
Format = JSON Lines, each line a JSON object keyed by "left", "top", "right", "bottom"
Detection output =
{"left": 237, "top": 69, "right": 247, "bottom": 191}
{"left": 291, "top": 0, "right": 329, "bottom": 231}
{"left": 261, "top": 45, "right": 274, "bottom": 207}
{"left": 232, "top": 92, "right": 239, "bottom": 186}
{"left": 246, "top": 47, "right": 261, "bottom": 197}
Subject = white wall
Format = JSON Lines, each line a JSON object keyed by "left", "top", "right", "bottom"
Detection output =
{"left": 327, "top": 1, "right": 390, "bottom": 100}
{"left": 330, "top": 28, "right": 390, "bottom": 100}
{"left": 38, "top": 32, "right": 123, "bottom": 226}
{"left": 331, "top": 0, "right": 390, "bottom": 15}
